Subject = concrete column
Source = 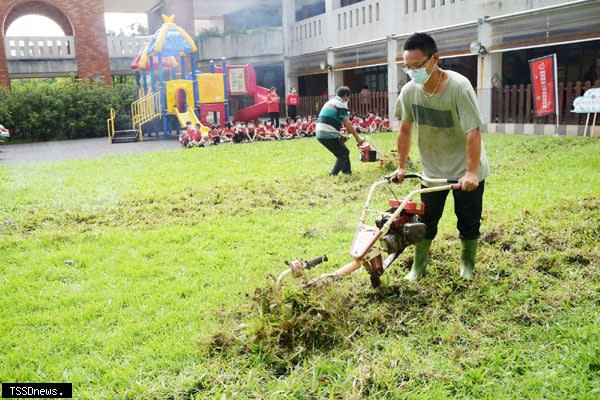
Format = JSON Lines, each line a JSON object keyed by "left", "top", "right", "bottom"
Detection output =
{"left": 282, "top": 0, "right": 296, "bottom": 95}
{"left": 475, "top": 19, "right": 501, "bottom": 124}
{"left": 325, "top": 0, "right": 336, "bottom": 49}
{"left": 476, "top": 53, "right": 502, "bottom": 124}
{"left": 327, "top": 50, "right": 338, "bottom": 97}
{"left": 387, "top": 36, "right": 398, "bottom": 121}
{"left": 165, "top": 0, "right": 194, "bottom": 36}
{"left": 326, "top": 0, "right": 335, "bottom": 13}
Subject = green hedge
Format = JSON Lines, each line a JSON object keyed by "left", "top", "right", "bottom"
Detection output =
{"left": 0, "top": 78, "right": 137, "bottom": 141}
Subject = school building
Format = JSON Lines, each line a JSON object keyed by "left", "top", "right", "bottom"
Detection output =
{"left": 277, "top": 0, "right": 600, "bottom": 135}
{"left": 194, "top": 0, "right": 599, "bottom": 134}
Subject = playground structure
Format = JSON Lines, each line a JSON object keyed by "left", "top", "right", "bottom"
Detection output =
{"left": 107, "top": 15, "right": 276, "bottom": 143}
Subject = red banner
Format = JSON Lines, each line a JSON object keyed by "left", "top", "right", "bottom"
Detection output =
{"left": 529, "top": 55, "right": 557, "bottom": 117}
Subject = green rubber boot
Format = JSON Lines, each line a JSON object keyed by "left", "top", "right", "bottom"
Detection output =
{"left": 405, "top": 239, "right": 432, "bottom": 281}
{"left": 460, "top": 239, "right": 478, "bottom": 280}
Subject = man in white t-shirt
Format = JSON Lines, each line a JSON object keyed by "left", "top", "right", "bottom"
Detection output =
{"left": 394, "top": 32, "right": 489, "bottom": 281}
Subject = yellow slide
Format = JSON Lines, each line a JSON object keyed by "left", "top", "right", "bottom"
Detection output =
{"left": 173, "top": 108, "right": 209, "bottom": 135}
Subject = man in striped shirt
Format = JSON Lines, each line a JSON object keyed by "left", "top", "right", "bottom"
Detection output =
{"left": 316, "top": 86, "right": 364, "bottom": 175}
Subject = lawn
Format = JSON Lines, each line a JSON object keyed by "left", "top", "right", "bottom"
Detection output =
{"left": 1, "top": 133, "right": 599, "bottom": 399}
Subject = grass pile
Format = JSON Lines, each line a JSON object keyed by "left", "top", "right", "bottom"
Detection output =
{"left": 0, "top": 133, "right": 598, "bottom": 399}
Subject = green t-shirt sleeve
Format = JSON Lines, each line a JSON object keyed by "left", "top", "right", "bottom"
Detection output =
{"left": 394, "top": 88, "right": 414, "bottom": 122}
{"left": 337, "top": 106, "right": 349, "bottom": 119}
{"left": 456, "top": 83, "right": 482, "bottom": 133}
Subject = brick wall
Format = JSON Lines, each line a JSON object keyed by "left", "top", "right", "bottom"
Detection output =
{"left": 0, "top": 0, "right": 111, "bottom": 87}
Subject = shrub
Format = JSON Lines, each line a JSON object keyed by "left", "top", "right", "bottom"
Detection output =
{"left": 0, "top": 78, "right": 137, "bottom": 141}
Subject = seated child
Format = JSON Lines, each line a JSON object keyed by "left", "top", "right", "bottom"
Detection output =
{"left": 351, "top": 114, "right": 361, "bottom": 132}
{"left": 358, "top": 117, "right": 369, "bottom": 133}
{"left": 305, "top": 115, "right": 316, "bottom": 137}
{"left": 221, "top": 122, "right": 234, "bottom": 143}
{"left": 295, "top": 117, "right": 304, "bottom": 136}
{"left": 208, "top": 124, "right": 221, "bottom": 145}
{"left": 246, "top": 121, "right": 257, "bottom": 142}
{"left": 191, "top": 123, "right": 206, "bottom": 147}
{"left": 233, "top": 122, "right": 245, "bottom": 143}
{"left": 179, "top": 121, "right": 195, "bottom": 148}
{"left": 285, "top": 118, "right": 298, "bottom": 138}
{"left": 369, "top": 115, "right": 381, "bottom": 133}
{"left": 366, "top": 111, "right": 376, "bottom": 127}
{"left": 255, "top": 121, "right": 270, "bottom": 141}
{"left": 380, "top": 116, "right": 392, "bottom": 132}
{"left": 265, "top": 120, "right": 280, "bottom": 140}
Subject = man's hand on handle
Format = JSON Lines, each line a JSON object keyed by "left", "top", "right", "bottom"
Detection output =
{"left": 459, "top": 172, "right": 479, "bottom": 191}
{"left": 394, "top": 167, "right": 405, "bottom": 184}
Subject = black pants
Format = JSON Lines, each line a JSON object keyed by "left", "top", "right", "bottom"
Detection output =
{"left": 318, "top": 138, "right": 351, "bottom": 175}
{"left": 287, "top": 105, "right": 297, "bottom": 120}
{"left": 269, "top": 112, "right": 280, "bottom": 128}
{"left": 420, "top": 180, "right": 485, "bottom": 240}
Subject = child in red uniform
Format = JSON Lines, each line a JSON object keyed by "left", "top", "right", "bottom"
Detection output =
{"left": 366, "top": 111, "right": 376, "bottom": 126}
{"left": 255, "top": 121, "right": 268, "bottom": 140}
{"left": 191, "top": 123, "right": 206, "bottom": 147}
{"left": 179, "top": 121, "right": 193, "bottom": 147}
{"left": 369, "top": 116, "right": 381, "bottom": 133}
{"left": 380, "top": 116, "right": 392, "bottom": 132}
{"left": 285, "top": 118, "right": 298, "bottom": 138}
{"left": 358, "top": 117, "right": 369, "bottom": 133}
{"left": 246, "top": 121, "right": 257, "bottom": 141}
{"left": 305, "top": 116, "right": 316, "bottom": 137}
{"left": 233, "top": 122, "right": 245, "bottom": 143}
{"left": 265, "top": 120, "right": 280, "bottom": 140}
{"left": 208, "top": 124, "right": 221, "bottom": 144}
{"left": 266, "top": 87, "right": 280, "bottom": 127}
{"left": 295, "top": 117, "right": 304, "bottom": 136}
{"left": 222, "top": 122, "right": 234, "bottom": 142}
{"left": 286, "top": 86, "right": 300, "bottom": 120}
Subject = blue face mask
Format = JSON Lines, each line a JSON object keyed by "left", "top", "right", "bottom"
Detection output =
{"left": 407, "top": 68, "right": 430, "bottom": 84}
{"left": 405, "top": 57, "right": 432, "bottom": 84}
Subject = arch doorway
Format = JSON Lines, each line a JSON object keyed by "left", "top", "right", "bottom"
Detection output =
{"left": 0, "top": 0, "right": 111, "bottom": 87}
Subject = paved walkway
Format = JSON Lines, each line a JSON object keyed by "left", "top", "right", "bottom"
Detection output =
{"left": 0, "top": 137, "right": 181, "bottom": 165}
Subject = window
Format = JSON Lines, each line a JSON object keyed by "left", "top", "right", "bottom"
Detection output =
{"left": 295, "top": 0, "right": 325, "bottom": 22}
{"left": 404, "top": 0, "right": 409, "bottom": 14}
{"left": 338, "top": 14, "right": 341, "bottom": 30}
{"left": 376, "top": 3, "right": 380, "bottom": 21}
{"left": 363, "top": 7, "right": 366, "bottom": 23}
{"left": 344, "top": 12, "right": 347, "bottom": 29}
{"left": 341, "top": 0, "right": 364, "bottom": 6}
{"left": 368, "top": 5, "right": 372, "bottom": 23}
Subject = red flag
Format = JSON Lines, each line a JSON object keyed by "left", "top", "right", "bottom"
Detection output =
{"left": 529, "top": 55, "right": 557, "bottom": 117}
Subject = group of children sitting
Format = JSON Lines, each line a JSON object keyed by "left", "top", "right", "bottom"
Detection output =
{"left": 178, "top": 112, "right": 392, "bottom": 148}
{"left": 179, "top": 116, "right": 318, "bottom": 148}
{"left": 348, "top": 112, "right": 393, "bottom": 134}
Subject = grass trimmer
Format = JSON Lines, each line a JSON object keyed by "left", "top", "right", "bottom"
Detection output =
{"left": 276, "top": 173, "right": 461, "bottom": 289}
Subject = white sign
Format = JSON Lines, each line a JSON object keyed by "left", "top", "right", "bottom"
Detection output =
{"left": 572, "top": 88, "right": 600, "bottom": 113}
{"left": 228, "top": 68, "right": 246, "bottom": 94}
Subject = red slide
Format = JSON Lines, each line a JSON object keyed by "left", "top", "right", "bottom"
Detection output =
{"left": 233, "top": 85, "right": 271, "bottom": 122}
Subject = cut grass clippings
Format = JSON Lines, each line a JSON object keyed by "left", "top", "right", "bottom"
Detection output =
{"left": 0, "top": 133, "right": 599, "bottom": 399}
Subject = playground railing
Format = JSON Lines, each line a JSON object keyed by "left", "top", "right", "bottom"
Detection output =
{"left": 106, "top": 108, "right": 116, "bottom": 143}
{"left": 132, "top": 92, "right": 161, "bottom": 141}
